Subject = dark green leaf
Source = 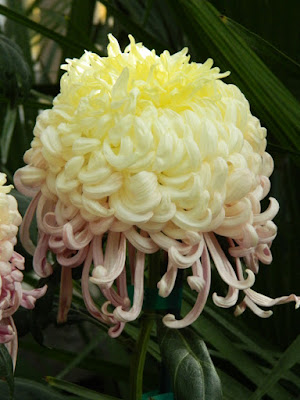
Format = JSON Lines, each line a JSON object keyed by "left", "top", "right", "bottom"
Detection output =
{"left": 62, "top": 0, "right": 96, "bottom": 60}
{"left": 158, "top": 323, "right": 222, "bottom": 400}
{"left": 97, "top": 0, "right": 168, "bottom": 54}
{"left": 46, "top": 376, "right": 121, "bottom": 400}
{"left": 220, "top": 16, "right": 300, "bottom": 100}
{"left": 0, "top": 104, "right": 17, "bottom": 165}
{"left": 249, "top": 335, "right": 300, "bottom": 400}
{"left": 0, "top": 377, "right": 71, "bottom": 400}
{"left": 216, "top": 369, "right": 252, "bottom": 400}
{"left": 0, "top": 5, "right": 99, "bottom": 55}
{"left": 0, "top": 344, "right": 14, "bottom": 399}
{"left": 0, "top": 33, "right": 31, "bottom": 105}
{"left": 181, "top": 301, "right": 295, "bottom": 400}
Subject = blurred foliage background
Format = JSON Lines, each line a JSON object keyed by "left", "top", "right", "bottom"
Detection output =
{"left": 0, "top": 1, "right": 299, "bottom": 399}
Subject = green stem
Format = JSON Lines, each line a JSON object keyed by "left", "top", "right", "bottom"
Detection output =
{"left": 129, "top": 251, "right": 161, "bottom": 400}
{"left": 129, "top": 314, "right": 155, "bottom": 400}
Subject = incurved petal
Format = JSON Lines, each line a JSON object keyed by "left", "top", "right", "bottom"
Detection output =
{"left": 113, "top": 249, "right": 145, "bottom": 322}
{"left": 205, "top": 232, "right": 255, "bottom": 290}
{"left": 163, "top": 244, "right": 211, "bottom": 328}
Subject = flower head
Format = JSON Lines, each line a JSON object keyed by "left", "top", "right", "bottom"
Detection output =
{"left": 14, "top": 35, "right": 299, "bottom": 337}
{"left": 0, "top": 173, "right": 47, "bottom": 367}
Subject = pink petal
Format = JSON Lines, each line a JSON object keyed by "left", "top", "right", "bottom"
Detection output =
{"left": 163, "top": 244, "right": 211, "bottom": 328}
{"left": 57, "top": 267, "right": 73, "bottom": 323}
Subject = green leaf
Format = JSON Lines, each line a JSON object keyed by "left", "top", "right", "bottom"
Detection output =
{"left": 62, "top": 0, "right": 96, "bottom": 61}
{"left": 249, "top": 335, "right": 300, "bottom": 400}
{"left": 56, "top": 332, "right": 103, "bottom": 379}
{"left": 0, "top": 344, "right": 14, "bottom": 400}
{"left": 220, "top": 16, "right": 300, "bottom": 100}
{"left": 216, "top": 369, "right": 252, "bottom": 400}
{"left": 181, "top": 301, "right": 295, "bottom": 400}
{"left": 5, "top": 0, "right": 33, "bottom": 73}
{"left": 168, "top": 0, "right": 300, "bottom": 153}
{"left": 129, "top": 314, "right": 155, "bottom": 400}
{"left": 19, "top": 336, "right": 131, "bottom": 381}
{"left": 0, "top": 5, "right": 99, "bottom": 55}
{"left": 157, "top": 323, "right": 222, "bottom": 400}
{"left": 0, "top": 104, "right": 17, "bottom": 165}
{"left": 97, "top": 0, "right": 168, "bottom": 54}
{"left": 0, "top": 377, "right": 72, "bottom": 399}
{"left": 184, "top": 290, "right": 278, "bottom": 365}
{"left": 0, "top": 33, "right": 31, "bottom": 104}
{"left": 46, "top": 376, "right": 121, "bottom": 400}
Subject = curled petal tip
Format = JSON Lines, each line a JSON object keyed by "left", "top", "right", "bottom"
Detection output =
{"left": 187, "top": 276, "right": 204, "bottom": 292}
{"left": 91, "top": 265, "right": 106, "bottom": 280}
{"left": 157, "top": 280, "right": 168, "bottom": 298}
{"left": 162, "top": 313, "right": 176, "bottom": 326}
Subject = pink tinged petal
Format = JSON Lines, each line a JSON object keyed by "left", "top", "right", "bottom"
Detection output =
{"left": 48, "top": 236, "right": 66, "bottom": 254}
{"left": 0, "top": 320, "right": 14, "bottom": 343}
{"left": 116, "top": 266, "right": 130, "bottom": 307}
{"left": 255, "top": 244, "right": 272, "bottom": 264}
{"left": 128, "top": 241, "right": 136, "bottom": 283}
{"left": 212, "top": 286, "right": 239, "bottom": 308}
{"left": 19, "top": 191, "right": 41, "bottom": 255}
{"left": 36, "top": 195, "right": 55, "bottom": 231}
{"left": 157, "top": 261, "right": 178, "bottom": 298}
{"left": 42, "top": 212, "right": 63, "bottom": 235}
{"left": 150, "top": 232, "right": 192, "bottom": 254}
{"left": 113, "top": 249, "right": 145, "bottom": 322}
{"left": 89, "top": 216, "right": 114, "bottom": 235}
{"left": 205, "top": 232, "right": 255, "bottom": 290}
{"left": 233, "top": 252, "right": 298, "bottom": 316}
{"left": 238, "top": 296, "right": 273, "bottom": 318}
{"left": 187, "top": 257, "right": 205, "bottom": 292}
{"left": 11, "top": 269, "right": 23, "bottom": 282}
{"left": 229, "top": 245, "right": 253, "bottom": 258}
{"left": 57, "top": 267, "right": 73, "bottom": 324}
{"left": 110, "top": 219, "right": 131, "bottom": 232}
{"left": 101, "top": 301, "right": 119, "bottom": 324}
{"left": 243, "top": 252, "right": 259, "bottom": 274}
{"left": 245, "top": 288, "right": 300, "bottom": 310}
{"left": 42, "top": 212, "right": 85, "bottom": 236}
{"left": 21, "top": 285, "right": 47, "bottom": 309}
{"left": 0, "top": 241, "right": 14, "bottom": 262}
{"left": 234, "top": 299, "right": 247, "bottom": 316}
{"left": 10, "top": 252, "right": 25, "bottom": 270}
{"left": 163, "top": 244, "right": 211, "bottom": 329}
{"left": 33, "top": 233, "right": 53, "bottom": 277}
{"left": 56, "top": 247, "right": 89, "bottom": 268}
{"left": 241, "top": 224, "right": 259, "bottom": 248}
{"left": 108, "top": 321, "right": 126, "bottom": 338}
{"left": 14, "top": 169, "right": 39, "bottom": 198}
{"left": 253, "top": 197, "right": 279, "bottom": 224}
{"left": 90, "top": 232, "right": 126, "bottom": 288}
{"left": 91, "top": 235, "right": 104, "bottom": 265}
{"left": 4, "top": 317, "right": 18, "bottom": 371}
{"left": 125, "top": 228, "right": 159, "bottom": 254}
{"left": 101, "top": 287, "right": 130, "bottom": 309}
{"left": 168, "top": 239, "right": 204, "bottom": 269}
{"left": 63, "top": 223, "right": 93, "bottom": 250}
{"left": 2, "top": 285, "right": 22, "bottom": 318}
{"left": 255, "top": 225, "right": 277, "bottom": 245}
{"left": 81, "top": 244, "right": 108, "bottom": 324}
{"left": 260, "top": 176, "right": 271, "bottom": 199}
{"left": 91, "top": 235, "right": 128, "bottom": 307}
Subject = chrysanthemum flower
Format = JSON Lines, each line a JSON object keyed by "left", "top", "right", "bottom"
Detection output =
{"left": 0, "top": 173, "right": 47, "bottom": 367}
{"left": 14, "top": 35, "right": 299, "bottom": 337}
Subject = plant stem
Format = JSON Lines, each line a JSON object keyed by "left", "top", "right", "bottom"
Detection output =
{"left": 129, "top": 251, "right": 161, "bottom": 400}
